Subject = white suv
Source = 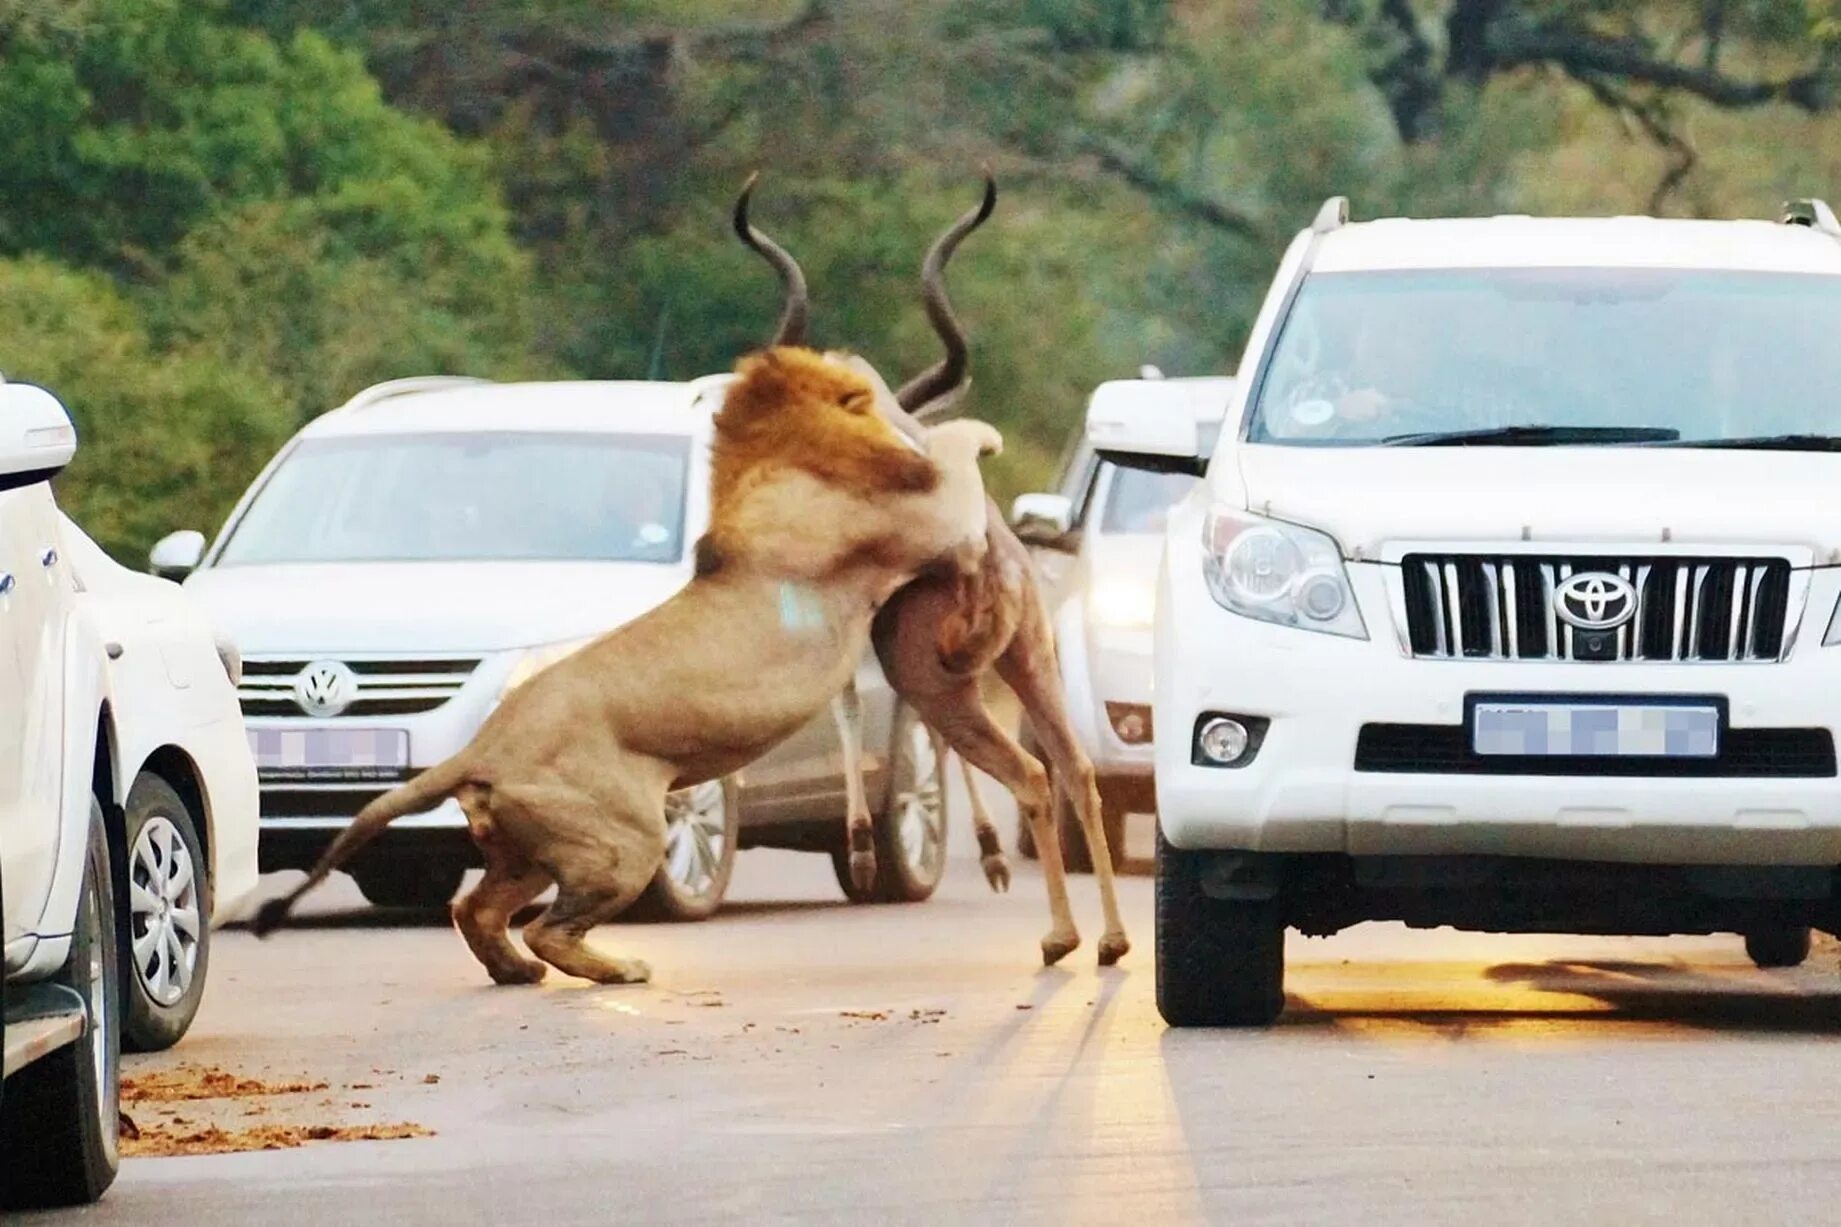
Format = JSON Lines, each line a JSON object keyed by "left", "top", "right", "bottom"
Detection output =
{"left": 1095, "top": 197, "right": 1841, "bottom": 1026}
{"left": 158, "top": 377, "right": 949, "bottom": 921}
{"left": 1011, "top": 375, "right": 1233, "bottom": 870}
{"left": 3, "top": 380, "right": 257, "bottom": 1207}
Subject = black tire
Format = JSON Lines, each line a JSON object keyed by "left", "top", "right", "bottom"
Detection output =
{"left": 1155, "top": 828, "right": 1286, "bottom": 1028}
{"left": 1015, "top": 723, "right": 1040, "bottom": 860}
{"left": 118, "top": 773, "right": 211, "bottom": 1053}
{"left": 352, "top": 860, "right": 466, "bottom": 910}
{"left": 2, "top": 799, "right": 122, "bottom": 1208}
{"left": 1745, "top": 925, "right": 1812, "bottom": 969}
{"left": 1052, "top": 791, "right": 1127, "bottom": 874}
{"left": 833, "top": 705, "right": 950, "bottom": 904}
{"left": 629, "top": 778, "right": 739, "bottom": 922}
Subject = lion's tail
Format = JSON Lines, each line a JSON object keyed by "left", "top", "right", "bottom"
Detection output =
{"left": 250, "top": 756, "right": 473, "bottom": 937}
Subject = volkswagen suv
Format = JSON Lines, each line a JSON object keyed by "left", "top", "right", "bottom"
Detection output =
{"left": 1095, "top": 197, "right": 1841, "bottom": 1026}
{"left": 154, "top": 377, "right": 950, "bottom": 922}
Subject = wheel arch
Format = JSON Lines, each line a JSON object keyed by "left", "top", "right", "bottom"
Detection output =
{"left": 132, "top": 745, "right": 213, "bottom": 887}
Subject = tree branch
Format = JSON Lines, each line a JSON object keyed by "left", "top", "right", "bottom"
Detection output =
{"left": 1075, "top": 135, "right": 1273, "bottom": 245}
{"left": 1492, "top": 22, "right": 1840, "bottom": 113}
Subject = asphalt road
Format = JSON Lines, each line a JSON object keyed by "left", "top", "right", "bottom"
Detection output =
{"left": 24, "top": 800, "right": 1841, "bottom": 1227}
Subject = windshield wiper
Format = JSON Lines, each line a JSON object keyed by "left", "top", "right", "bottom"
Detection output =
{"left": 1379, "top": 425, "right": 1682, "bottom": 447}
{"left": 1639, "top": 433, "right": 1841, "bottom": 451}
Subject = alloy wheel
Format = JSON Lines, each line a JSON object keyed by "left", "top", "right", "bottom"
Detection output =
{"left": 127, "top": 816, "right": 202, "bottom": 1008}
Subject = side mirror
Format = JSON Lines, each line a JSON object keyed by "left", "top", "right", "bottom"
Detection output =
{"left": 0, "top": 382, "right": 77, "bottom": 494}
{"left": 1085, "top": 379, "right": 1205, "bottom": 477}
{"left": 149, "top": 530, "right": 206, "bottom": 581}
{"left": 1010, "top": 492, "right": 1078, "bottom": 551}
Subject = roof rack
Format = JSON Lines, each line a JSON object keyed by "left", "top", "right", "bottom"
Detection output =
{"left": 1780, "top": 198, "right": 1841, "bottom": 239}
{"left": 336, "top": 375, "right": 493, "bottom": 413}
{"left": 1311, "top": 196, "right": 1350, "bottom": 234}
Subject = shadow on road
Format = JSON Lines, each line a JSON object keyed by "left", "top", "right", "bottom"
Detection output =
{"left": 1265, "top": 958, "right": 1841, "bottom": 1035}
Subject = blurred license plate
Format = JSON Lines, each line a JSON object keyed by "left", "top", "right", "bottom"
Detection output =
{"left": 249, "top": 728, "right": 409, "bottom": 780}
{"left": 1471, "top": 701, "right": 1719, "bottom": 758}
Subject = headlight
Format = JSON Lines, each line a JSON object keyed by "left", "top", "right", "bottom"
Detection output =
{"left": 1201, "top": 505, "right": 1366, "bottom": 639}
{"left": 501, "top": 636, "right": 596, "bottom": 696}
{"left": 1088, "top": 578, "right": 1155, "bottom": 630}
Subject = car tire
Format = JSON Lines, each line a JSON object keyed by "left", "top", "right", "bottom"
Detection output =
{"left": 352, "top": 861, "right": 466, "bottom": 910}
{"left": 1052, "top": 792, "right": 1127, "bottom": 875}
{"left": 628, "top": 778, "right": 739, "bottom": 922}
{"left": 1155, "top": 828, "right": 1285, "bottom": 1028}
{"left": 1744, "top": 925, "right": 1811, "bottom": 969}
{"left": 119, "top": 774, "right": 211, "bottom": 1053}
{"left": 1, "top": 799, "right": 122, "bottom": 1209}
{"left": 1015, "top": 722, "right": 1040, "bottom": 861}
{"left": 833, "top": 705, "right": 950, "bottom": 904}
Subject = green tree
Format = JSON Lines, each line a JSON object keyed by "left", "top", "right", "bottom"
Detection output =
{"left": 0, "top": 257, "right": 290, "bottom": 560}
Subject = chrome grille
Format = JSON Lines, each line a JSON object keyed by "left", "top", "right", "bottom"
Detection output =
{"left": 238, "top": 657, "right": 480, "bottom": 717}
{"left": 1400, "top": 555, "right": 1795, "bottom": 662}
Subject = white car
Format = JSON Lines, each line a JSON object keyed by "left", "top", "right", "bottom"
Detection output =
{"left": 155, "top": 377, "right": 951, "bottom": 922}
{"left": 1009, "top": 375, "right": 1234, "bottom": 870}
{"left": 1097, "top": 196, "right": 1841, "bottom": 1027}
{"left": 2, "top": 380, "right": 257, "bottom": 1208}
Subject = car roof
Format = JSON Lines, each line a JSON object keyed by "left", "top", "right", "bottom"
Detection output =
{"left": 298, "top": 378, "right": 732, "bottom": 440}
{"left": 1311, "top": 216, "right": 1841, "bottom": 275}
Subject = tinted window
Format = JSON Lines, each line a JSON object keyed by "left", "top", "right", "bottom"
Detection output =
{"left": 217, "top": 432, "right": 690, "bottom": 565}
{"left": 1249, "top": 269, "right": 1841, "bottom": 445}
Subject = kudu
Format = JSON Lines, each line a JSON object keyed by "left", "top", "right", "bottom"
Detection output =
{"left": 249, "top": 185, "right": 1004, "bottom": 987}
{"left": 738, "top": 176, "right": 1130, "bottom": 967}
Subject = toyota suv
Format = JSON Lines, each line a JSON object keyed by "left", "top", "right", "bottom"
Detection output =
{"left": 1093, "top": 197, "right": 1841, "bottom": 1026}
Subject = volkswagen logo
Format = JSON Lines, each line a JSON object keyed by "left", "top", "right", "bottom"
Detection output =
{"left": 1553, "top": 571, "right": 1638, "bottom": 631}
{"left": 294, "top": 659, "right": 358, "bottom": 717}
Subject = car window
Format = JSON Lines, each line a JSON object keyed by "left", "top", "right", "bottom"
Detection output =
{"left": 1248, "top": 268, "right": 1841, "bottom": 445}
{"left": 1096, "top": 464, "right": 1198, "bottom": 535}
{"left": 215, "top": 431, "right": 691, "bottom": 565}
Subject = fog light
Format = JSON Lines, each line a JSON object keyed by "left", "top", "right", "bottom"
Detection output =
{"left": 1196, "top": 717, "right": 1250, "bottom": 765}
{"left": 1297, "top": 572, "right": 1346, "bottom": 621}
{"left": 1105, "top": 702, "right": 1153, "bottom": 745}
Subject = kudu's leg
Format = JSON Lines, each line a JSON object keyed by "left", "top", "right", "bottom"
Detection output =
{"left": 998, "top": 650, "right": 1130, "bottom": 966}
{"left": 830, "top": 680, "right": 878, "bottom": 893}
{"left": 958, "top": 755, "right": 1011, "bottom": 892}
{"left": 930, "top": 687, "right": 1080, "bottom": 964}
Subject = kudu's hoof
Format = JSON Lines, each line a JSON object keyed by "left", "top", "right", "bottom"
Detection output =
{"left": 849, "top": 849, "right": 879, "bottom": 894}
{"left": 981, "top": 853, "right": 1012, "bottom": 893}
{"left": 1097, "top": 932, "right": 1130, "bottom": 967}
{"left": 488, "top": 959, "right": 548, "bottom": 986}
{"left": 1041, "top": 932, "right": 1080, "bottom": 966}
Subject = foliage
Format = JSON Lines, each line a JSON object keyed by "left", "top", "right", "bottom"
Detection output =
{"left": 4, "top": 0, "right": 1841, "bottom": 563}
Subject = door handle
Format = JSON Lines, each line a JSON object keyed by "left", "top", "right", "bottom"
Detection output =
{"left": 0, "top": 573, "right": 13, "bottom": 596}
{"left": 40, "top": 547, "right": 57, "bottom": 568}
{"left": 106, "top": 642, "right": 124, "bottom": 660}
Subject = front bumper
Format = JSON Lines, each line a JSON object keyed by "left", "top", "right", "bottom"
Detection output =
{"left": 1155, "top": 535, "right": 1841, "bottom": 866}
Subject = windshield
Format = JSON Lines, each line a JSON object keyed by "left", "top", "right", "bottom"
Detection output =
{"left": 1098, "top": 464, "right": 1198, "bottom": 535}
{"left": 216, "top": 431, "right": 691, "bottom": 565}
{"left": 1247, "top": 268, "right": 1841, "bottom": 446}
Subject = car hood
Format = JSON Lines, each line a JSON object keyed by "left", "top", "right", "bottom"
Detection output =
{"left": 183, "top": 561, "right": 690, "bottom": 655}
{"left": 1230, "top": 445, "right": 1841, "bottom": 560}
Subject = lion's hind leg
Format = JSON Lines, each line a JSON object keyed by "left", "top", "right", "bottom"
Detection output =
{"left": 493, "top": 779, "right": 668, "bottom": 985}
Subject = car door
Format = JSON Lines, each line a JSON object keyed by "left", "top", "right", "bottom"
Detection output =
{"left": 0, "top": 484, "right": 58, "bottom": 948}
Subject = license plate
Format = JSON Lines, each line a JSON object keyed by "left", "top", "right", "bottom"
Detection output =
{"left": 248, "top": 728, "right": 409, "bottom": 781}
{"left": 1471, "top": 699, "right": 1720, "bottom": 759}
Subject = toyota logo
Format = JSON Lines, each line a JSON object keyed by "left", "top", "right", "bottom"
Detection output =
{"left": 1553, "top": 572, "right": 1638, "bottom": 631}
{"left": 294, "top": 660, "right": 357, "bottom": 717}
